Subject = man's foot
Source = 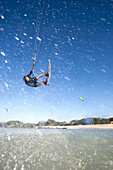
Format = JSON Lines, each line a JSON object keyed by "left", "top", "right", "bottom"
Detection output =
{"left": 44, "top": 81, "right": 47, "bottom": 85}
{"left": 45, "top": 72, "right": 49, "bottom": 76}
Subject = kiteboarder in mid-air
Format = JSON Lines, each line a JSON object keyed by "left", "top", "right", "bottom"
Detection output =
{"left": 23, "top": 61, "right": 48, "bottom": 87}
{"left": 23, "top": 0, "right": 51, "bottom": 88}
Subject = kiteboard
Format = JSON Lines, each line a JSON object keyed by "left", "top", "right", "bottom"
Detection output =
{"left": 45, "top": 59, "right": 51, "bottom": 86}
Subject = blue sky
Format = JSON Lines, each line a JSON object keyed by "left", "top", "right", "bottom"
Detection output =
{"left": 0, "top": 0, "right": 113, "bottom": 123}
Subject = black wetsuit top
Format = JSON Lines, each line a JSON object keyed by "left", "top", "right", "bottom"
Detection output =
{"left": 25, "top": 71, "right": 38, "bottom": 87}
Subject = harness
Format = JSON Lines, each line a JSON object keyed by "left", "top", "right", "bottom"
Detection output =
{"left": 25, "top": 76, "right": 38, "bottom": 87}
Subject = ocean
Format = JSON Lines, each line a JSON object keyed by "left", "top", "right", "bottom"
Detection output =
{"left": 0, "top": 128, "right": 113, "bottom": 170}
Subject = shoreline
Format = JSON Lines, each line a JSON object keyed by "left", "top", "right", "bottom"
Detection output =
{"left": 38, "top": 124, "right": 113, "bottom": 129}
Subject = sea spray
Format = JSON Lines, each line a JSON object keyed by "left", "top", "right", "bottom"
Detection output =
{"left": 0, "top": 128, "right": 113, "bottom": 170}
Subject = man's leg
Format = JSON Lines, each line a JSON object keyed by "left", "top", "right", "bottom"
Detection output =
{"left": 36, "top": 81, "right": 45, "bottom": 87}
{"left": 36, "top": 72, "right": 47, "bottom": 80}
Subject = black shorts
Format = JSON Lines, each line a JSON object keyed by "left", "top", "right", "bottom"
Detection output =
{"left": 34, "top": 77, "right": 39, "bottom": 87}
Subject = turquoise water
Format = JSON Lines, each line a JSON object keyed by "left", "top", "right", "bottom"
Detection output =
{"left": 0, "top": 128, "right": 113, "bottom": 170}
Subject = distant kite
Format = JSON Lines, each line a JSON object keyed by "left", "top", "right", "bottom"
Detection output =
{"left": 5, "top": 108, "right": 8, "bottom": 112}
{"left": 79, "top": 97, "right": 84, "bottom": 101}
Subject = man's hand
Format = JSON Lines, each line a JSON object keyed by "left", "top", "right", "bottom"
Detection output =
{"left": 33, "top": 60, "right": 36, "bottom": 66}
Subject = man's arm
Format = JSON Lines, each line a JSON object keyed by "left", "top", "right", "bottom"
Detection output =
{"left": 27, "top": 65, "right": 35, "bottom": 77}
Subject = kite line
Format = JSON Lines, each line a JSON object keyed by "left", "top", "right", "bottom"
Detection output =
{"left": 33, "top": 0, "right": 50, "bottom": 66}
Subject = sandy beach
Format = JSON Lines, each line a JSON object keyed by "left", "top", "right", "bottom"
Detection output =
{"left": 38, "top": 124, "right": 113, "bottom": 129}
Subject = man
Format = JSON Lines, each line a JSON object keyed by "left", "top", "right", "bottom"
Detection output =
{"left": 23, "top": 62, "right": 48, "bottom": 87}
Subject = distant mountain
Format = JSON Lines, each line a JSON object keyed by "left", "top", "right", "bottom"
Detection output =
{"left": 0, "top": 117, "right": 113, "bottom": 128}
